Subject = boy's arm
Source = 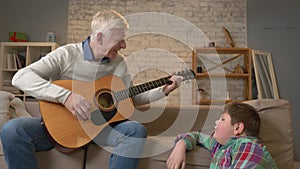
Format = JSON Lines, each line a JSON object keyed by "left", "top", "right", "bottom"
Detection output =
{"left": 167, "top": 140, "right": 187, "bottom": 169}
{"left": 174, "top": 131, "right": 216, "bottom": 151}
{"left": 167, "top": 131, "right": 216, "bottom": 169}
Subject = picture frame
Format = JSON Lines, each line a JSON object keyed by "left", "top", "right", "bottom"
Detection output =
{"left": 222, "top": 27, "right": 235, "bottom": 48}
{"left": 252, "top": 49, "right": 279, "bottom": 99}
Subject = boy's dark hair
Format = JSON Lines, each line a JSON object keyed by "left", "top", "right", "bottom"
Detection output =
{"left": 223, "top": 102, "right": 261, "bottom": 137}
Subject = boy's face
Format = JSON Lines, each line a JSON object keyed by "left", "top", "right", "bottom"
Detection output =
{"left": 213, "top": 112, "right": 236, "bottom": 145}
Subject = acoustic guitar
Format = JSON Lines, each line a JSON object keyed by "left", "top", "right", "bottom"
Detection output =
{"left": 40, "top": 68, "right": 195, "bottom": 150}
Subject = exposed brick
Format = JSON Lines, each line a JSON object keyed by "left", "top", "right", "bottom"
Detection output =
{"left": 67, "top": 0, "right": 247, "bottom": 105}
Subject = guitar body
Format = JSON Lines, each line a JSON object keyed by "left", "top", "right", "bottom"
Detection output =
{"left": 40, "top": 75, "right": 134, "bottom": 150}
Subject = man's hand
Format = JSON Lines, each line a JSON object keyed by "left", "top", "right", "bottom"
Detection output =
{"left": 163, "top": 75, "right": 183, "bottom": 96}
{"left": 166, "top": 140, "right": 187, "bottom": 169}
{"left": 64, "top": 92, "right": 91, "bottom": 120}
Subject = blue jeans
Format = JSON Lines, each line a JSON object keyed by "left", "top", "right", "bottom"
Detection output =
{"left": 0, "top": 117, "right": 147, "bottom": 169}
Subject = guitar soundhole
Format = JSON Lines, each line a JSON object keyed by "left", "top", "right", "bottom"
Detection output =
{"left": 91, "top": 89, "right": 117, "bottom": 126}
{"left": 98, "top": 93, "right": 113, "bottom": 108}
{"left": 95, "top": 89, "right": 116, "bottom": 112}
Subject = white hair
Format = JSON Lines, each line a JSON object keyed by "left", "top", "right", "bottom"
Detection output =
{"left": 91, "top": 10, "right": 129, "bottom": 40}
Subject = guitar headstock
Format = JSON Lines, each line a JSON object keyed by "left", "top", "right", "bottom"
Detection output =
{"left": 175, "top": 68, "right": 195, "bottom": 82}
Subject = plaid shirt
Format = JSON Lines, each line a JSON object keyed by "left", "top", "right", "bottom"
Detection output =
{"left": 175, "top": 131, "right": 278, "bottom": 169}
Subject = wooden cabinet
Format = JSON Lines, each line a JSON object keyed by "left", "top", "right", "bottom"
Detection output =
{"left": 0, "top": 42, "right": 59, "bottom": 101}
{"left": 192, "top": 47, "right": 252, "bottom": 105}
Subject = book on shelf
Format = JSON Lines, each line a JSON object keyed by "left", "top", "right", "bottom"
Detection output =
{"left": 16, "top": 53, "right": 26, "bottom": 69}
{"left": 6, "top": 53, "right": 26, "bottom": 69}
{"left": 6, "top": 53, "right": 17, "bottom": 69}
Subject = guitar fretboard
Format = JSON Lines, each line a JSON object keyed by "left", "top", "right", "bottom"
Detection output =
{"left": 113, "top": 76, "right": 172, "bottom": 101}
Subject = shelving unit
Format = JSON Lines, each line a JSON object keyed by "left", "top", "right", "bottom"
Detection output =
{"left": 0, "top": 42, "right": 59, "bottom": 101}
{"left": 192, "top": 47, "right": 252, "bottom": 105}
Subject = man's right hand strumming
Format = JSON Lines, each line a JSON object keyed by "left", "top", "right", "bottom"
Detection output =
{"left": 64, "top": 92, "right": 91, "bottom": 120}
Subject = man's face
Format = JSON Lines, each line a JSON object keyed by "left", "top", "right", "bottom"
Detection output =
{"left": 101, "top": 28, "right": 126, "bottom": 59}
{"left": 213, "top": 112, "right": 235, "bottom": 145}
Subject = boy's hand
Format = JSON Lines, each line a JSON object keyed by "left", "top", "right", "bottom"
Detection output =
{"left": 166, "top": 140, "right": 187, "bottom": 169}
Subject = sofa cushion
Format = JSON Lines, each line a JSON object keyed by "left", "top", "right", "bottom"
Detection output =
{"left": 85, "top": 143, "right": 211, "bottom": 169}
{"left": 245, "top": 99, "right": 294, "bottom": 169}
{"left": 36, "top": 149, "right": 85, "bottom": 169}
{"left": 139, "top": 146, "right": 211, "bottom": 169}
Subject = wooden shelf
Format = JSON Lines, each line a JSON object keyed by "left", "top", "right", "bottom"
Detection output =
{"left": 195, "top": 73, "right": 250, "bottom": 78}
{"left": 196, "top": 99, "right": 246, "bottom": 105}
{"left": 193, "top": 47, "right": 250, "bottom": 53}
{"left": 2, "top": 69, "right": 18, "bottom": 72}
{"left": 0, "top": 42, "right": 59, "bottom": 101}
{"left": 192, "top": 47, "right": 252, "bottom": 105}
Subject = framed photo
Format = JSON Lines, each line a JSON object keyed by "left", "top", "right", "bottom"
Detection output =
{"left": 252, "top": 50, "right": 279, "bottom": 99}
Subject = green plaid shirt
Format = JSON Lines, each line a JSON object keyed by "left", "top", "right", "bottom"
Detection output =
{"left": 175, "top": 131, "right": 278, "bottom": 169}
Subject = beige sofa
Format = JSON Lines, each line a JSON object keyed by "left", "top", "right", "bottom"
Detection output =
{"left": 0, "top": 99, "right": 299, "bottom": 169}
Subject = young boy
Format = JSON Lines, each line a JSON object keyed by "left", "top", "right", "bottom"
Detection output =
{"left": 166, "top": 102, "right": 278, "bottom": 169}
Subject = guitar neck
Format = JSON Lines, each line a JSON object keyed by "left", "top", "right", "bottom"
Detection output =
{"left": 113, "top": 75, "right": 172, "bottom": 101}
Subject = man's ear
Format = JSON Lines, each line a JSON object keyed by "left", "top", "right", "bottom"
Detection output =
{"left": 96, "top": 32, "right": 103, "bottom": 45}
{"left": 233, "top": 122, "right": 245, "bottom": 136}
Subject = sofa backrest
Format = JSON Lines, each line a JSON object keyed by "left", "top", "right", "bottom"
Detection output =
{"left": 245, "top": 99, "right": 294, "bottom": 169}
{"left": 134, "top": 104, "right": 222, "bottom": 136}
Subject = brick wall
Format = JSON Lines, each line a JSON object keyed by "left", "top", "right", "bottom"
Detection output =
{"left": 67, "top": 0, "right": 247, "bottom": 105}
